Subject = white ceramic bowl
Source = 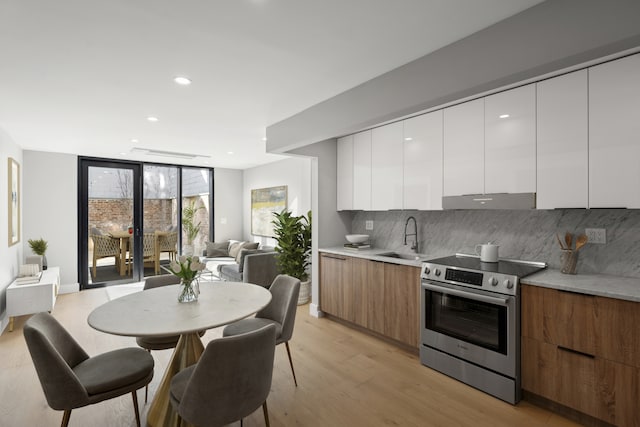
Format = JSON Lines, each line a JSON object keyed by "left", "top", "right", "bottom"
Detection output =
{"left": 345, "top": 234, "right": 369, "bottom": 244}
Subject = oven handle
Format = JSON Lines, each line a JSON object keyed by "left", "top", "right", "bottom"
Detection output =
{"left": 422, "top": 283, "right": 510, "bottom": 306}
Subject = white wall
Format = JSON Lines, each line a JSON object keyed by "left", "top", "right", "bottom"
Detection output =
{"left": 289, "top": 140, "right": 352, "bottom": 315}
{"left": 0, "top": 128, "right": 23, "bottom": 331}
{"left": 242, "top": 157, "right": 312, "bottom": 247}
{"left": 213, "top": 168, "right": 243, "bottom": 242}
{"left": 23, "top": 151, "right": 78, "bottom": 289}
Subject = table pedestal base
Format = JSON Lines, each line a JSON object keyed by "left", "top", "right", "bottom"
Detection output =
{"left": 146, "top": 332, "right": 204, "bottom": 427}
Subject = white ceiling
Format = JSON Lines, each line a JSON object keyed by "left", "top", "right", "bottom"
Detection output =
{"left": 0, "top": 0, "right": 543, "bottom": 169}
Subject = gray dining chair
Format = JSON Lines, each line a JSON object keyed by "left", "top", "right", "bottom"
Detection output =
{"left": 170, "top": 324, "right": 277, "bottom": 427}
{"left": 136, "top": 274, "right": 205, "bottom": 402}
{"left": 223, "top": 274, "right": 301, "bottom": 386}
{"left": 23, "top": 312, "right": 154, "bottom": 427}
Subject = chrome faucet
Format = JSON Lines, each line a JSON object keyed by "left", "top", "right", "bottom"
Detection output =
{"left": 404, "top": 216, "right": 418, "bottom": 253}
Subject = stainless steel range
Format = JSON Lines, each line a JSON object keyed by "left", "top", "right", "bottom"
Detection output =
{"left": 420, "top": 253, "right": 546, "bottom": 404}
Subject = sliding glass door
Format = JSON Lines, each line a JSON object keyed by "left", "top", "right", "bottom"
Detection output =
{"left": 79, "top": 158, "right": 214, "bottom": 289}
{"left": 79, "top": 159, "right": 142, "bottom": 288}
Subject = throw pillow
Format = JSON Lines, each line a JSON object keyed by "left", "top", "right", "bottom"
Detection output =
{"left": 228, "top": 241, "right": 246, "bottom": 259}
{"left": 234, "top": 242, "right": 260, "bottom": 262}
{"left": 237, "top": 249, "right": 260, "bottom": 273}
{"left": 206, "top": 241, "right": 229, "bottom": 257}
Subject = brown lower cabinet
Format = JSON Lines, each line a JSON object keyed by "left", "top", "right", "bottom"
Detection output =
{"left": 521, "top": 284, "right": 640, "bottom": 426}
{"left": 320, "top": 252, "right": 420, "bottom": 348}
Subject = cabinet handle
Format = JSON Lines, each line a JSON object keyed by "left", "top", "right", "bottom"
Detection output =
{"left": 322, "top": 255, "right": 346, "bottom": 261}
{"left": 557, "top": 345, "right": 595, "bottom": 359}
{"left": 557, "top": 289, "right": 595, "bottom": 297}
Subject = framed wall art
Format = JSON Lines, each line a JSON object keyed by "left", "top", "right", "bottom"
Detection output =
{"left": 251, "top": 185, "right": 287, "bottom": 237}
{"left": 8, "top": 157, "right": 20, "bottom": 246}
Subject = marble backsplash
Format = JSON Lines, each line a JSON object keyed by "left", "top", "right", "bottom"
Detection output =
{"left": 351, "top": 209, "right": 640, "bottom": 278}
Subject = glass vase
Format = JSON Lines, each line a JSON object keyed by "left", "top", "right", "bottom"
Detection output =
{"left": 178, "top": 278, "right": 199, "bottom": 303}
{"left": 560, "top": 249, "right": 578, "bottom": 275}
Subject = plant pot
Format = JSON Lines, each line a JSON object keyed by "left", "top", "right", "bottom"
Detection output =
{"left": 297, "top": 280, "right": 311, "bottom": 305}
{"left": 183, "top": 244, "right": 194, "bottom": 256}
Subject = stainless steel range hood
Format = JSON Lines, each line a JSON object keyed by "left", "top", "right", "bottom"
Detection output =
{"left": 442, "top": 193, "right": 536, "bottom": 210}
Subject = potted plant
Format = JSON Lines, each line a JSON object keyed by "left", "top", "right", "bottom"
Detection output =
{"left": 28, "top": 237, "right": 48, "bottom": 270}
{"left": 272, "top": 210, "right": 312, "bottom": 304}
{"left": 182, "top": 201, "right": 202, "bottom": 256}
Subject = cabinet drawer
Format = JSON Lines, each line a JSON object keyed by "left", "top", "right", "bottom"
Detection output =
{"left": 522, "top": 338, "right": 637, "bottom": 425}
{"left": 543, "top": 289, "right": 596, "bottom": 355}
{"left": 595, "top": 296, "right": 640, "bottom": 367}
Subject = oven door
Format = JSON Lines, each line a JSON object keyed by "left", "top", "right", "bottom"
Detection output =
{"left": 421, "top": 281, "right": 518, "bottom": 378}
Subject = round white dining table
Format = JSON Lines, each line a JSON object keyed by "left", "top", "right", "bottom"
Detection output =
{"left": 87, "top": 282, "right": 272, "bottom": 427}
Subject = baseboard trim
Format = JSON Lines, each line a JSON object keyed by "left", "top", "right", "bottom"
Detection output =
{"left": 523, "top": 391, "right": 615, "bottom": 427}
{"left": 59, "top": 283, "right": 79, "bottom": 294}
{"left": 309, "top": 303, "right": 323, "bottom": 318}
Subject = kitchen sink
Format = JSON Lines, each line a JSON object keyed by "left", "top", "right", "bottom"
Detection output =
{"left": 377, "top": 252, "right": 426, "bottom": 261}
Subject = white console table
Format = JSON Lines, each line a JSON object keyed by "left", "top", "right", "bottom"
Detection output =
{"left": 7, "top": 266, "right": 60, "bottom": 332}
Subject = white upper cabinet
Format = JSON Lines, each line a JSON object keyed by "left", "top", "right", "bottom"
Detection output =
{"left": 589, "top": 53, "right": 640, "bottom": 208}
{"left": 372, "top": 122, "right": 403, "bottom": 210}
{"left": 336, "top": 135, "right": 354, "bottom": 211}
{"left": 403, "top": 111, "right": 443, "bottom": 210}
{"left": 353, "top": 130, "right": 372, "bottom": 210}
{"left": 536, "top": 70, "right": 588, "bottom": 209}
{"left": 443, "top": 98, "right": 484, "bottom": 196}
{"left": 485, "top": 84, "right": 536, "bottom": 194}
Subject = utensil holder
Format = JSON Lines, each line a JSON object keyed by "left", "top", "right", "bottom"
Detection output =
{"left": 560, "top": 250, "right": 578, "bottom": 274}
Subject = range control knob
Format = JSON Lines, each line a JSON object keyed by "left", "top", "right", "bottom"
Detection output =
{"left": 434, "top": 269, "right": 442, "bottom": 277}
{"left": 488, "top": 277, "right": 498, "bottom": 286}
{"left": 504, "top": 279, "right": 514, "bottom": 289}
{"left": 424, "top": 267, "right": 431, "bottom": 275}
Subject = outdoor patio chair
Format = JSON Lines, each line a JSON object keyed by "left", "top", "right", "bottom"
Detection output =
{"left": 91, "top": 233, "right": 120, "bottom": 278}
{"left": 156, "top": 230, "right": 178, "bottom": 264}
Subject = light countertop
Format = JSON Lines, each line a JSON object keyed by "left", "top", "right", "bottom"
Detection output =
{"left": 320, "top": 247, "right": 640, "bottom": 302}
{"left": 319, "top": 247, "right": 426, "bottom": 267}
{"left": 521, "top": 269, "right": 640, "bottom": 303}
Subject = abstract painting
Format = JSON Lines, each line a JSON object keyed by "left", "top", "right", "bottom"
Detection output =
{"left": 251, "top": 185, "right": 287, "bottom": 237}
{"left": 8, "top": 157, "right": 20, "bottom": 246}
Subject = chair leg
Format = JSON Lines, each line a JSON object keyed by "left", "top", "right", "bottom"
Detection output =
{"left": 132, "top": 390, "right": 141, "bottom": 427}
{"left": 61, "top": 409, "right": 72, "bottom": 427}
{"left": 263, "top": 401, "right": 270, "bottom": 427}
{"left": 285, "top": 341, "right": 298, "bottom": 386}
{"left": 145, "top": 349, "right": 151, "bottom": 403}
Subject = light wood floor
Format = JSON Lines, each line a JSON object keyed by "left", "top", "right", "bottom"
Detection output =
{"left": 0, "top": 286, "right": 582, "bottom": 427}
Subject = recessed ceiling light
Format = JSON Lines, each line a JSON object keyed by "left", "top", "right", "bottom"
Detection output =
{"left": 120, "top": 152, "right": 127, "bottom": 156}
{"left": 262, "top": 137, "right": 267, "bottom": 141}
{"left": 147, "top": 116, "right": 159, "bottom": 122}
{"left": 131, "top": 139, "right": 139, "bottom": 143}
{"left": 499, "top": 114, "right": 510, "bottom": 119}
{"left": 404, "top": 137, "right": 413, "bottom": 141}
{"left": 227, "top": 151, "right": 234, "bottom": 155}
{"left": 174, "top": 76, "right": 192, "bottom": 85}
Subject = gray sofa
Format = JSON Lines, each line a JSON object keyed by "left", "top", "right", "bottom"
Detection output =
{"left": 217, "top": 250, "right": 279, "bottom": 288}
{"left": 202, "top": 241, "right": 279, "bottom": 288}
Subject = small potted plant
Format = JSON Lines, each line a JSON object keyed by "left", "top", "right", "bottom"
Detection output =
{"left": 167, "top": 255, "right": 206, "bottom": 303}
{"left": 28, "top": 237, "right": 48, "bottom": 270}
{"left": 272, "top": 210, "right": 312, "bottom": 304}
{"left": 182, "top": 201, "right": 202, "bottom": 256}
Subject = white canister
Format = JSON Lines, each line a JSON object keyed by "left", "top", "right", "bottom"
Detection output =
{"left": 475, "top": 243, "right": 499, "bottom": 263}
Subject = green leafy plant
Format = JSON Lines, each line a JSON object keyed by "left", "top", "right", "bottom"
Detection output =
{"left": 182, "top": 201, "right": 203, "bottom": 244}
{"left": 272, "top": 210, "right": 312, "bottom": 282}
{"left": 28, "top": 238, "right": 48, "bottom": 256}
